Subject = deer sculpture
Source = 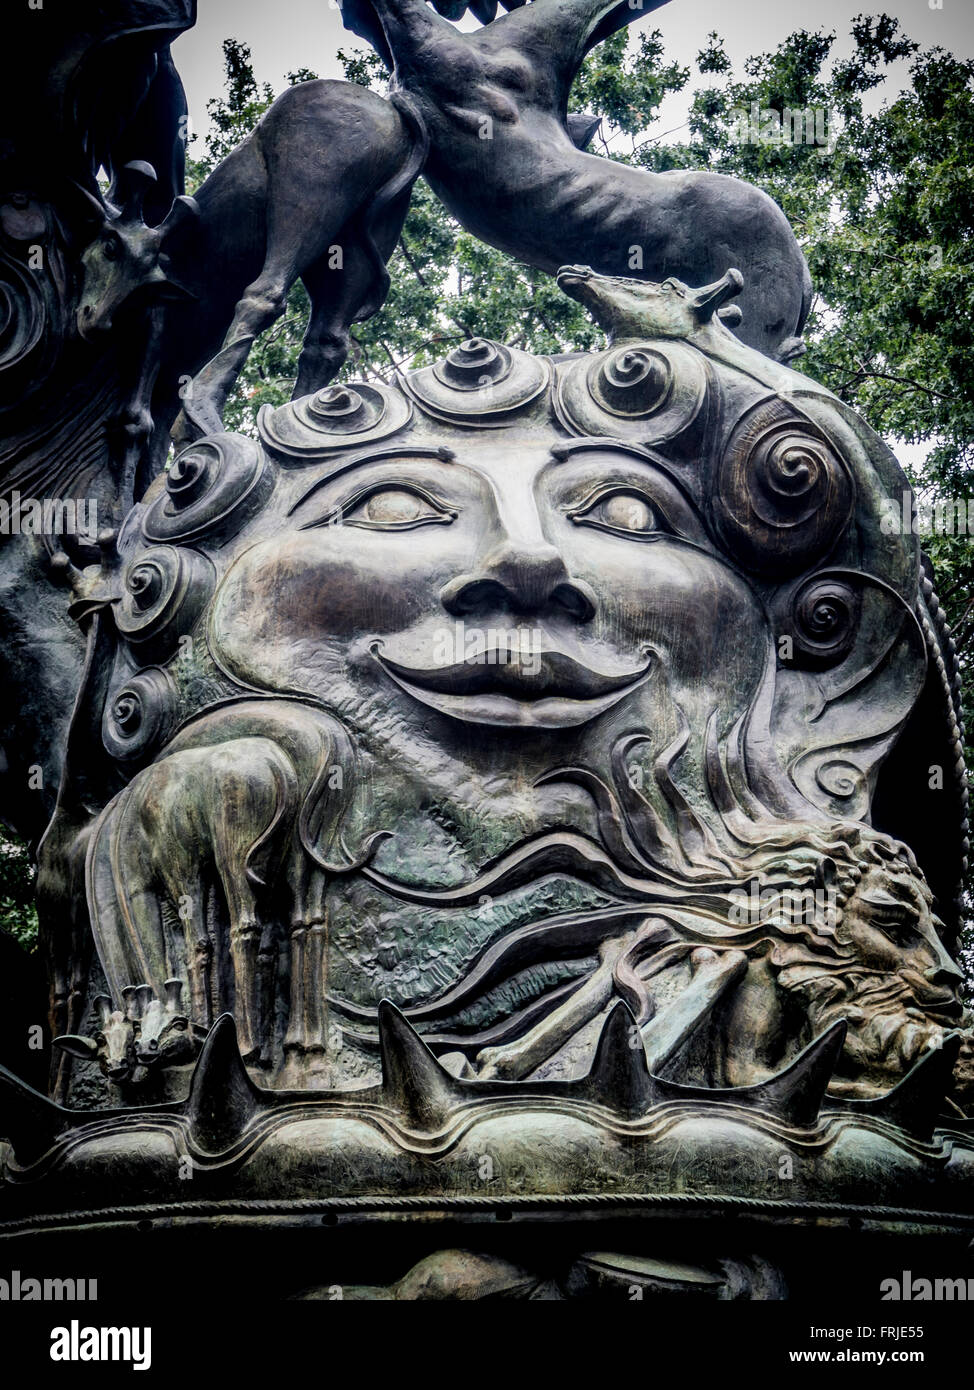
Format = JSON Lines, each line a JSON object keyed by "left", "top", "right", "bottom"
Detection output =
{"left": 84, "top": 701, "right": 371, "bottom": 1069}
{"left": 339, "top": 0, "right": 812, "bottom": 362}
{"left": 52, "top": 982, "right": 203, "bottom": 1101}
{"left": 75, "top": 77, "right": 427, "bottom": 481}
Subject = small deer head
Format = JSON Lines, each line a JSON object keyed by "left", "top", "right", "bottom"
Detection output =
{"left": 556, "top": 264, "right": 745, "bottom": 346}
{"left": 53, "top": 993, "right": 137, "bottom": 1081}
{"left": 53, "top": 979, "right": 203, "bottom": 1086}
{"left": 130, "top": 979, "right": 201, "bottom": 1069}
{"left": 76, "top": 160, "right": 199, "bottom": 341}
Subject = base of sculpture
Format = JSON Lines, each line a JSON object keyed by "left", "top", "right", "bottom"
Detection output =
{"left": 3, "top": 1009, "right": 973, "bottom": 1300}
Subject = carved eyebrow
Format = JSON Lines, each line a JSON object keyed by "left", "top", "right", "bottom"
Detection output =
{"left": 547, "top": 437, "right": 692, "bottom": 492}
{"left": 287, "top": 444, "right": 456, "bottom": 517}
{"left": 548, "top": 437, "right": 662, "bottom": 466}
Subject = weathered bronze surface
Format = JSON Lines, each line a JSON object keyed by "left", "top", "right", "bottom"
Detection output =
{"left": 0, "top": 0, "right": 971, "bottom": 1301}
{"left": 341, "top": 0, "right": 813, "bottom": 361}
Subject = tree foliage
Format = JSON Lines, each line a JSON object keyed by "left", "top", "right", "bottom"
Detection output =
{"left": 0, "top": 832, "right": 37, "bottom": 951}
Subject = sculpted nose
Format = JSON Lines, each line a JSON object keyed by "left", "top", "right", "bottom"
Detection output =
{"left": 925, "top": 956, "right": 963, "bottom": 989}
{"left": 440, "top": 539, "right": 596, "bottom": 620}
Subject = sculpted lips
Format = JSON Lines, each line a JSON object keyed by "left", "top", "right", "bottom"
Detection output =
{"left": 901, "top": 973, "right": 965, "bottom": 1021}
{"left": 372, "top": 642, "right": 654, "bottom": 728}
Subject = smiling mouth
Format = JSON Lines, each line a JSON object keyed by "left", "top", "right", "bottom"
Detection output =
{"left": 372, "top": 643, "right": 654, "bottom": 727}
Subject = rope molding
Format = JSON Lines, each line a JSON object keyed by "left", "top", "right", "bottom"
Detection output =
{"left": 1, "top": 1192, "right": 972, "bottom": 1235}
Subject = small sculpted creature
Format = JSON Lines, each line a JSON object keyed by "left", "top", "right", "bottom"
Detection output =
{"left": 75, "top": 78, "right": 427, "bottom": 477}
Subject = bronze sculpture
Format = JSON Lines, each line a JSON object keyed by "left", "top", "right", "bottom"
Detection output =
{"left": 0, "top": 0, "right": 972, "bottom": 1303}
{"left": 75, "top": 80, "right": 426, "bottom": 477}
{"left": 339, "top": 0, "right": 813, "bottom": 361}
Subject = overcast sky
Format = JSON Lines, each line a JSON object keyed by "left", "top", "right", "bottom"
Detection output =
{"left": 173, "top": 0, "right": 974, "bottom": 143}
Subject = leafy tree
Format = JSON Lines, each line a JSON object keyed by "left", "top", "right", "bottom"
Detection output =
{"left": 0, "top": 832, "right": 37, "bottom": 951}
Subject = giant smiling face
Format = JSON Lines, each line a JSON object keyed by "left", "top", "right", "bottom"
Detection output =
{"left": 207, "top": 426, "right": 771, "bottom": 785}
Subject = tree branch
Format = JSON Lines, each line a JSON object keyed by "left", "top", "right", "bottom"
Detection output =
{"left": 834, "top": 363, "right": 951, "bottom": 401}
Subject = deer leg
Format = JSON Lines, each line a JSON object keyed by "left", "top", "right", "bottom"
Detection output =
{"left": 284, "top": 912, "right": 328, "bottom": 1054}
{"left": 172, "top": 270, "right": 292, "bottom": 446}
{"left": 52, "top": 943, "right": 93, "bottom": 1104}
{"left": 221, "top": 272, "right": 291, "bottom": 353}
{"left": 294, "top": 240, "right": 382, "bottom": 398}
{"left": 169, "top": 869, "right": 212, "bottom": 1031}
{"left": 48, "top": 968, "right": 70, "bottom": 1102}
{"left": 285, "top": 852, "right": 329, "bottom": 1055}
{"left": 229, "top": 914, "right": 262, "bottom": 1064}
{"left": 261, "top": 128, "right": 394, "bottom": 400}
{"left": 284, "top": 920, "right": 306, "bottom": 1054}
{"left": 303, "top": 864, "right": 330, "bottom": 1055}
{"left": 220, "top": 871, "right": 263, "bottom": 1064}
{"left": 256, "top": 921, "right": 278, "bottom": 1068}
{"left": 111, "top": 304, "right": 164, "bottom": 502}
{"left": 63, "top": 933, "right": 93, "bottom": 1048}
{"left": 191, "top": 932, "right": 214, "bottom": 1032}
{"left": 293, "top": 298, "right": 349, "bottom": 400}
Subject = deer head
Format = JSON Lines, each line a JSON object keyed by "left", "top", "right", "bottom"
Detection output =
{"left": 53, "top": 993, "right": 137, "bottom": 1081}
{"left": 52, "top": 979, "right": 203, "bottom": 1084}
{"left": 556, "top": 264, "right": 746, "bottom": 345}
{"left": 130, "top": 979, "right": 202, "bottom": 1069}
{"left": 75, "top": 160, "right": 199, "bottom": 341}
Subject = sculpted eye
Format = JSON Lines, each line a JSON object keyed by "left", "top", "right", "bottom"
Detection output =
{"left": 570, "top": 489, "right": 666, "bottom": 538}
{"left": 101, "top": 234, "right": 122, "bottom": 261}
{"left": 343, "top": 485, "right": 455, "bottom": 530}
{"left": 859, "top": 889, "right": 919, "bottom": 942}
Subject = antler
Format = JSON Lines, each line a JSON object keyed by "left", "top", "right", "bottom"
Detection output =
{"left": 93, "top": 993, "right": 115, "bottom": 1027}
{"left": 66, "top": 178, "right": 117, "bottom": 228}
{"left": 109, "top": 160, "right": 200, "bottom": 240}
{"left": 113, "top": 159, "right": 159, "bottom": 224}
{"left": 691, "top": 268, "right": 745, "bottom": 324}
{"left": 157, "top": 193, "right": 200, "bottom": 238}
{"left": 163, "top": 978, "right": 185, "bottom": 1014}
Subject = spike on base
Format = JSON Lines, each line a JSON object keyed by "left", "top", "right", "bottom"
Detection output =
{"left": 186, "top": 1014, "right": 264, "bottom": 1154}
{"left": 378, "top": 1000, "right": 465, "bottom": 1130}
{"left": 583, "top": 1001, "right": 658, "bottom": 1117}
{"left": 0, "top": 1064, "right": 70, "bottom": 1166}
{"left": 656, "top": 1021, "right": 848, "bottom": 1129}
{"left": 833, "top": 1033, "right": 963, "bottom": 1140}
